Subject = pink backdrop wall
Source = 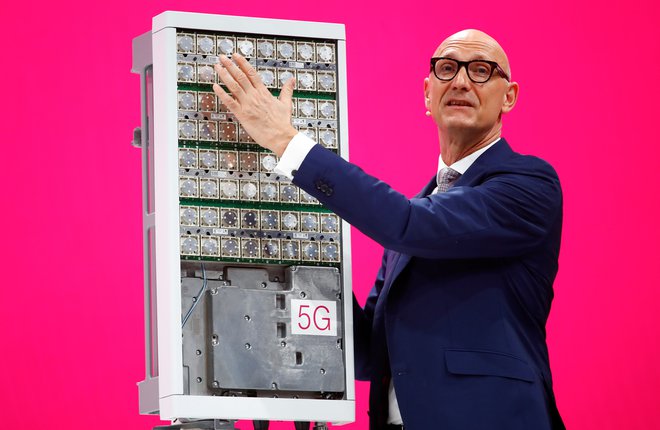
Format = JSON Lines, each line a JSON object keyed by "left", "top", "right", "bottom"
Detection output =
{"left": 3, "top": 0, "right": 659, "bottom": 428}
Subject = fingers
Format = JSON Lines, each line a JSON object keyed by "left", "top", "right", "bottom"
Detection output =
{"left": 222, "top": 54, "right": 255, "bottom": 94}
{"left": 212, "top": 83, "right": 240, "bottom": 115}
{"left": 214, "top": 59, "right": 246, "bottom": 101}
{"left": 278, "top": 76, "right": 296, "bottom": 113}
{"left": 232, "top": 53, "right": 268, "bottom": 93}
{"left": 216, "top": 54, "right": 263, "bottom": 99}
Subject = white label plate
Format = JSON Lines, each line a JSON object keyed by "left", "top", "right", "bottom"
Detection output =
{"left": 290, "top": 299, "right": 337, "bottom": 336}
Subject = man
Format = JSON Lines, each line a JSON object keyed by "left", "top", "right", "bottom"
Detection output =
{"left": 213, "top": 29, "right": 564, "bottom": 430}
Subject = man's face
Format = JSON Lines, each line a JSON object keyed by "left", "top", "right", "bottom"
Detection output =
{"left": 424, "top": 31, "right": 517, "bottom": 138}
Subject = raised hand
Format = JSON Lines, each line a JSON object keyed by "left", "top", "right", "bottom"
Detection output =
{"left": 213, "top": 53, "right": 298, "bottom": 157}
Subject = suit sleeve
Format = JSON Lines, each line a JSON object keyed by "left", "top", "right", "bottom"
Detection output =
{"left": 292, "top": 144, "right": 562, "bottom": 259}
{"left": 352, "top": 250, "right": 388, "bottom": 381}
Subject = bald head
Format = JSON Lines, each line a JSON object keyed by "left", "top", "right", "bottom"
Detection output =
{"left": 434, "top": 29, "right": 511, "bottom": 78}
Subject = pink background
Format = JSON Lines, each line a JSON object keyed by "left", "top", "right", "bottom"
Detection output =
{"left": 3, "top": 0, "right": 659, "bottom": 428}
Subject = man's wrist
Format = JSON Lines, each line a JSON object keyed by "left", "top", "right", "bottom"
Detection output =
{"left": 271, "top": 126, "right": 299, "bottom": 157}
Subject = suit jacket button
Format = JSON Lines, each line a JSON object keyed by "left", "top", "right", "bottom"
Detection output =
{"left": 326, "top": 188, "right": 333, "bottom": 196}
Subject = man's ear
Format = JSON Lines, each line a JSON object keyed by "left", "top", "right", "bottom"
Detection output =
{"left": 501, "top": 81, "right": 519, "bottom": 114}
{"left": 424, "top": 77, "right": 431, "bottom": 110}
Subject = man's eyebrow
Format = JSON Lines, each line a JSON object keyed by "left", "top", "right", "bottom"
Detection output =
{"left": 438, "top": 50, "right": 493, "bottom": 61}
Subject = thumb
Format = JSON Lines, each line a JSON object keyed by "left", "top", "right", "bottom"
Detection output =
{"left": 279, "top": 77, "right": 295, "bottom": 112}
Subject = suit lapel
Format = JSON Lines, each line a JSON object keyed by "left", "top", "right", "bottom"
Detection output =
{"left": 380, "top": 176, "right": 436, "bottom": 295}
{"left": 417, "top": 175, "right": 438, "bottom": 197}
{"left": 451, "top": 138, "right": 514, "bottom": 188}
{"left": 382, "top": 139, "right": 515, "bottom": 292}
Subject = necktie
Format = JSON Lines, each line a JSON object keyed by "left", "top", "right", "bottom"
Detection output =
{"left": 436, "top": 167, "right": 461, "bottom": 193}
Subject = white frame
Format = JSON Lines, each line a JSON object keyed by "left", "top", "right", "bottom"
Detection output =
{"left": 135, "top": 10, "right": 354, "bottom": 423}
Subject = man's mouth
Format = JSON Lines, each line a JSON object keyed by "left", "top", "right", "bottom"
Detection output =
{"left": 446, "top": 99, "right": 473, "bottom": 107}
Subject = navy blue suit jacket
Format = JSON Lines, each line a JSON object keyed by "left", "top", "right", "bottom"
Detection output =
{"left": 292, "top": 139, "right": 565, "bottom": 430}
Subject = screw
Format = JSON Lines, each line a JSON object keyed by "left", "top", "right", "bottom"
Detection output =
{"left": 196, "top": 349, "right": 202, "bottom": 355}
{"left": 320, "top": 368, "right": 326, "bottom": 375}
{"left": 211, "top": 288, "right": 218, "bottom": 295}
{"left": 261, "top": 282, "right": 268, "bottom": 288}
{"left": 244, "top": 315, "right": 251, "bottom": 321}
{"left": 196, "top": 377, "right": 202, "bottom": 383}
{"left": 245, "top": 343, "right": 251, "bottom": 350}
{"left": 280, "top": 341, "right": 287, "bottom": 347}
{"left": 299, "top": 291, "right": 307, "bottom": 298}
{"left": 212, "top": 381, "right": 219, "bottom": 388}
{"left": 271, "top": 382, "right": 278, "bottom": 389}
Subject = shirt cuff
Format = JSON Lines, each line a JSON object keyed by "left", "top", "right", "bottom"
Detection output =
{"left": 274, "top": 132, "right": 317, "bottom": 179}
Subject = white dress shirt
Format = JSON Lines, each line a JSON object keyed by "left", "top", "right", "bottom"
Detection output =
{"left": 275, "top": 133, "right": 501, "bottom": 425}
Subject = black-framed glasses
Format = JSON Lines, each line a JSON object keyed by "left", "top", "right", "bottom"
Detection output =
{"left": 430, "top": 57, "right": 510, "bottom": 83}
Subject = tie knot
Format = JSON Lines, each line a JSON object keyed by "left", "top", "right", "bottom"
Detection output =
{"left": 436, "top": 167, "right": 461, "bottom": 193}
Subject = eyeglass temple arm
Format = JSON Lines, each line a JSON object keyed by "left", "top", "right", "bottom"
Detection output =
{"left": 495, "top": 65, "right": 510, "bottom": 82}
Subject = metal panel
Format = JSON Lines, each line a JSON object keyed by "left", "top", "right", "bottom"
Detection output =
{"left": 138, "top": 377, "right": 160, "bottom": 414}
{"left": 208, "top": 266, "right": 344, "bottom": 392}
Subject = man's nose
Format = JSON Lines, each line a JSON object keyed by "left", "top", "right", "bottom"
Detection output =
{"left": 451, "top": 65, "right": 471, "bottom": 90}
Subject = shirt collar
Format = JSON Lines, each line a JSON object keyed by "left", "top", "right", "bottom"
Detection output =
{"left": 437, "top": 137, "right": 501, "bottom": 175}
